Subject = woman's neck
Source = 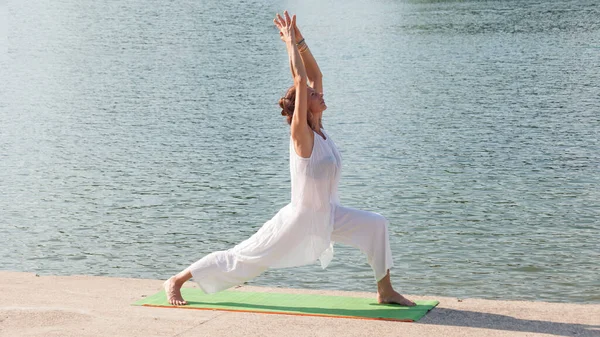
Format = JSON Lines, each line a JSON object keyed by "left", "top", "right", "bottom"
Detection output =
{"left": 309, "top": 116, "right": 323, "bottom": 131}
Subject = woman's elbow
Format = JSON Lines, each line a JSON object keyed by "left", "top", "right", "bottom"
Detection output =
{"left": 294, "top": 75, "right": 307, "bottom": 87}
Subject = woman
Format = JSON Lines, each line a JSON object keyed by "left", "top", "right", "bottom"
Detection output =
{"left": 164, "top": 11, "right": 415, "bottom": 307}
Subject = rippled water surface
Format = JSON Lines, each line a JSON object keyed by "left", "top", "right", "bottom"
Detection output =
{"left": 1, "top": 0, "right": 599, "bottom": 303}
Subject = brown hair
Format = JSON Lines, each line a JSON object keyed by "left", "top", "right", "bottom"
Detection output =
{"left": 278, "top": 86, "right": 314, "bottom": 129}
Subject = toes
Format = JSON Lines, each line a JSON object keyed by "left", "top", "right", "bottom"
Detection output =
{"left": 169, "top": 298, "right": 187, "bottom": 306}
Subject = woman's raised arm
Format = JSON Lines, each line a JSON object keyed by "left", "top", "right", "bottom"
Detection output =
{"left": 275, "top": 11, "right": 313, "bottom": 158}
{"left": 293, "top": 23, "right": 323, "bottom": 94}
{"left": 278, "top": 18, "right": 323, "bottom": 93}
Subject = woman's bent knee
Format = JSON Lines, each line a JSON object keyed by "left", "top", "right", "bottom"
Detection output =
{"left": 372, "top": 213, "right": 388, "bottom": 230}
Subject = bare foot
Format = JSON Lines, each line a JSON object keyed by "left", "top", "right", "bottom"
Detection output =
{"left": 377, "top": 290, "right": 416, "bottom": 306}
{"left": 163, "top": 277, "right": 187, "bottom": 306}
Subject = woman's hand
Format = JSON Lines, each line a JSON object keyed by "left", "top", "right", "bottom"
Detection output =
{"left": 274, "top": 11, "right": 297, "bottom": 44}
{"left": 276, "top": 13, "right": 303, "bottom": 43}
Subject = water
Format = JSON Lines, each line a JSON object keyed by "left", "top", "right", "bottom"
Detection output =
{"left": 1, "top": 0, "right": 599, "bottom": 303}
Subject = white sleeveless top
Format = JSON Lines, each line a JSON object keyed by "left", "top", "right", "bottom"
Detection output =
{"left": 230, "top": 129, "right": 342, "bottom": 270}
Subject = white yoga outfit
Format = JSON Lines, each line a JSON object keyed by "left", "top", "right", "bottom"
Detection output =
{"left": 189, "top": 129, "right": 394, "bottom": 294}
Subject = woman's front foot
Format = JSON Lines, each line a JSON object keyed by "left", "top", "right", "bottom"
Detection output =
{"left": 163, "top": 276, "right": 188, "bottom": 306}
{"left": 377, "top": 290, "right": 416, "bottom": 306}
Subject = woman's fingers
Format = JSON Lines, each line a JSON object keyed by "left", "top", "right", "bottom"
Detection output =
{"left": 284, "top": 11, "right": 292, "bottom": 26}
{"left": 275, "top": 11, "right": 296, "bottom": 41}
{"left": 276, "top": 13, "right": 286, "bottom": 27}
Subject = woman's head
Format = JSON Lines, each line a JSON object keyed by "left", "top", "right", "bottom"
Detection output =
{"left": 279, "top": 85, "right": 326, "bottom": 126}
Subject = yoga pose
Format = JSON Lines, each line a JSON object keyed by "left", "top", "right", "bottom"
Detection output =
{"left": 164, "top": 11, "right": 415, "bottom": 307}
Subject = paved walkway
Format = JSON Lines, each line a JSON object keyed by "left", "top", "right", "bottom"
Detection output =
{"left": 1, "top": 271, "right": 598, "bottom": 336}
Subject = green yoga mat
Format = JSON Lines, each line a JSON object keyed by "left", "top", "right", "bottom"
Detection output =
{"left": 133, "top": 288, "right": 439, "bottom": 322}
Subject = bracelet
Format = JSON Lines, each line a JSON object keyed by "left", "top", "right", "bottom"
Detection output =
{"left": 297, "top": 39, "right": 308, "bottom": 53}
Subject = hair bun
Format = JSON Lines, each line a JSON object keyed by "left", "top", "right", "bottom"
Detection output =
{"left": 279, "top": 97, "right": 294, "bottom": 116}
{"left": 278, "top": 86, "right": 297, "bottom": 125}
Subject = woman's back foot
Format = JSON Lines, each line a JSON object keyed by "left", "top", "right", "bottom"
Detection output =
{"left": 377, "top": 290, "right": 416, "bottom": 306}
{"left": 163, "top": 277, "right": 188, "bottom": 306}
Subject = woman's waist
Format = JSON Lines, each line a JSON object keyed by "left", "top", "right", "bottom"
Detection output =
{"left": 290, "top": 200, "right": 335, "bottom": 211}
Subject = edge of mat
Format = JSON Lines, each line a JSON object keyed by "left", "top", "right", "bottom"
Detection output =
{"left": 139, "top": 302, "right": 440, "bottom": 322}
{"left": 133, "top": 290, "right": 440, "bottom": 306}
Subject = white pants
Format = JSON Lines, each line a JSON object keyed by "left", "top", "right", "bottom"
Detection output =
{"left": 188, "top": 206, "right": 394, "bottom": 294}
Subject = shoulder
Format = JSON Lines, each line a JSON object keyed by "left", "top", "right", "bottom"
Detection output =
{"left": 291, "top": 125, "right": 315, "bottom": 159}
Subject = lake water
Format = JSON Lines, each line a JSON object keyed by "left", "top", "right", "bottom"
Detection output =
{"left": 1, "top": 0, "right": 599, "bottom": 303}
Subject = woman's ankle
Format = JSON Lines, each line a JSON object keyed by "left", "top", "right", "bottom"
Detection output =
{"left": 173, "top": 269, "right": 193, "bottom": 284}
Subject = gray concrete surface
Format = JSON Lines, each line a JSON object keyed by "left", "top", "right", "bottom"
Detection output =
{"left": 1, "top": 272, "right": 598, "bottom": 337}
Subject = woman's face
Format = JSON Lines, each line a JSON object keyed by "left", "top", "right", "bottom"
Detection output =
{"left": 307, "top": 86, "right": 326, "bottom": 114}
